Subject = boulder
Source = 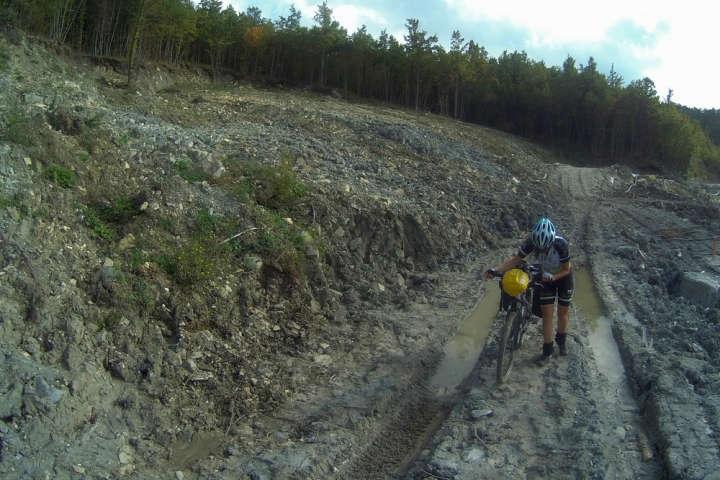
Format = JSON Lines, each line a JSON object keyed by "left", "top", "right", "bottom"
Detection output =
{"left": 0, "top": 383, "right": 23, "bottom": 418}
{"left": 673, "top": 272, "right": 720, "bottom": 308}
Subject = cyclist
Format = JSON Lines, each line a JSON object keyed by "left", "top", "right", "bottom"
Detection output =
{"left": 483, "top": 217, "right": 573, "bottom": 362}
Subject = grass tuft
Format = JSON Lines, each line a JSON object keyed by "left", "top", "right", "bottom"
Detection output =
{"left": 44, "top": 163, "right": 77, "bottom": 188}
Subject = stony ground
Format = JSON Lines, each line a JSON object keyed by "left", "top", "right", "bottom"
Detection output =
{"left": 0, "top": 35, "right": 719, "bottom": 480}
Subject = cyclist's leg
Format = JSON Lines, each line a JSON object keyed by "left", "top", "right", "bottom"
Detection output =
{"left": 539, "top": 283, "right": 557, "bottom": 351}
{"left": 556, "top": 274, "right": 574, "bottom": 334}
{"left": 556, "top": 274, "right": 574, "bottom": 354}
{"left": 541, "top": 304, "right": 554, "bottom": 344}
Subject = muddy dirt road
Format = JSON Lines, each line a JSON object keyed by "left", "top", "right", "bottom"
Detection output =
{"left": 407, "top": 166, "right": 720, "bottom": 480}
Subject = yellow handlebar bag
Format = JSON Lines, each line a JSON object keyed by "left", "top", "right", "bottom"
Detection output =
{"left": 501, "top": 268, "right": 530, "bottom": 297}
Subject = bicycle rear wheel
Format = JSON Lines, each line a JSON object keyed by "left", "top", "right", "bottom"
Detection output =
{"left": 496, "top": 309, "right": 522, "bottom": 384}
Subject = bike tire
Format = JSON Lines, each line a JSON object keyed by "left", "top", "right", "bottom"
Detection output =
{"left": 515, "top": 305, "right": 528, "bottom": 348}
{"left": 496, "top": 309, "right": 521, "bottom": 384}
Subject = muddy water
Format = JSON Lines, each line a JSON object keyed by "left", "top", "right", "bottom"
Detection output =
{"left": 170, "top": 432, "right": 225, "bottom": 470}
{"left": 429, "top": 281, "right": 500, "bottom": 395}
{"left": 574, "top": 269, "right": 632, "bottom": 390}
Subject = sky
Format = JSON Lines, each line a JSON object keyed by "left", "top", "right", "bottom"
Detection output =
{"left": 219, "top": 0, "right": 719, "bottom": 109}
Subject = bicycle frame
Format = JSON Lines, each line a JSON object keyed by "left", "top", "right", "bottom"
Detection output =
{"left": 493, "top": 262, "right": 542, "bottom": 384}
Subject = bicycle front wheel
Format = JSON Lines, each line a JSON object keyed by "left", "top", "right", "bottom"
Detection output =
{"left": 496, "top": 309, "right": 521, "bottom": 384}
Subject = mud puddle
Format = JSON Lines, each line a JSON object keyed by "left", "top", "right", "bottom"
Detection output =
{"left": 429, "top": 280, "right": 500, "bottom": 395}
{"left": 170, "top": 432, "right": 225, "bottom": 470}
{"left": 574, "top": 268, "right": 634, "bottom": 397}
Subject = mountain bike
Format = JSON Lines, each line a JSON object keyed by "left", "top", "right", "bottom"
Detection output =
{"left": 488, "top": 262, "right": 542, "bottom": 384}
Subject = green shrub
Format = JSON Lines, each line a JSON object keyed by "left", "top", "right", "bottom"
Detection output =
{"left": 1, "top": 105, "right": 36, "bottom": 146}
{"left": 175, "top": 159, "right": 209, "bottom": 183}
{"left": 195, "top": 208, "right": 222, "bottom": 236}
{"left": 0, "top": 41, "right": 9, "bottom": 72}
{"left": 44, "top": 163, "right": 77, "bottom": 188}
{"left": 126, "top": 248, "right": 147, "bottom": 272}
{"left": 246, "top": 158, "right": 306, "bottom": 210}
{"left": 94, "top": 195, "right": 142, "bottom": 224}
{"left": 83, "top": 207, "right": 115, "bottom": 240}
{"left": 96, "top": 310, "right": 123, "bottom": 331}
{"left": 157, "top": 216, "right": 176, "bottom": 232}
{"left": 0, "top": 193, "right": 19, "bottom": 209}
{"left": 83, "top": 195, "right": 144, "bottom": 241}
{"left": 230, "top": 208, "right": 309, "bottom": 281}
{"left": 116, "top": 133, "right": 130, "bottom": 146}
{"left": 221, "top": 155, "right": 306, "bottom": 211}
{"left": 158, "top": 240, "right": 218, "bottom": 287}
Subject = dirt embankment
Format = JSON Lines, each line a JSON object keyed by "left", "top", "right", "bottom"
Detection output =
{"left": 2, "top": 35, "right": 719, "bottom": 480}
{"left": 0, "top": 37, "right": 552, "bottom": 479}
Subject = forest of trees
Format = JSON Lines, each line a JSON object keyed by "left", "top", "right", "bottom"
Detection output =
{"left": 1, "top": 0, "right": 718, "bottom": 176}
{"left": 679, "top": 106, "right": 720, "bottom": 147}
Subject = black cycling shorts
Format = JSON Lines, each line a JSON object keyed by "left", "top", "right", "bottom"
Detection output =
{"left": 538, "top": 273, "right": 574, "bottom": 307}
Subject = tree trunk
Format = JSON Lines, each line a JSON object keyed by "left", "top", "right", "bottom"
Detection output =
{"left": 127, "top": 0, "right": 147, "bottom": 88}
{"left": 453, "top": 79, "right": 460, "bottom": 118}
{"left": 319, "top": 49, "right": 326, "bottom": 87}
{"left": 415, "top": 69, "right": 420, "bottom": 111}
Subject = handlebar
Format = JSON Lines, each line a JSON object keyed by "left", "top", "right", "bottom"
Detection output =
{"left": 485, "top": 262, "right": 544, "bottom": 290}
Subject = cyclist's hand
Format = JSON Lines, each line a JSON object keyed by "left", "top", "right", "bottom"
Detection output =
{"left": 483, "top": 269, "right": 497, "bottom": 280}
{"left": 542, "top": 272, "right": 555, "bottom": 283}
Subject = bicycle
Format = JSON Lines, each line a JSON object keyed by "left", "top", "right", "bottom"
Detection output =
{"left": 487, "top": 262, "right": 543, "bottom": 384}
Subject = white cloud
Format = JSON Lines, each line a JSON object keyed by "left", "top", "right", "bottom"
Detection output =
{"left": 442, "top": 0, "right": 666, "bottom": 45}
{"left": 271, "top": 1, "right": 386, "bottom": 33}
{"left": 443, "top": 0, "right": 720, "bottom": 108}
{"left": 333, "top": 4, "right": 387, "bottom": 33}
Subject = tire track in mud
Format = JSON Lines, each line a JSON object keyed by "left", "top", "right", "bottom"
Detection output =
{"left": 588, "top": 199, "right": 720, "bottom": 479}
{"left": 332, "top": 256, "right": 511, "bottom": 480}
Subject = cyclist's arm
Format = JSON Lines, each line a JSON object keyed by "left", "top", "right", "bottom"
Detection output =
{"left": 550, "top": 237, "right": 572, "bottom": 281}
{"left": 551, "top": 261, "right": 572, "bottom": 281}
{"left": 494, "top": 255, "right": 522, "bottom": 274}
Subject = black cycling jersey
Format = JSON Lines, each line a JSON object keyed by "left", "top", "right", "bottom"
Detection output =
{"left": 517, "top": 236, "right": 571, "bottom": 275}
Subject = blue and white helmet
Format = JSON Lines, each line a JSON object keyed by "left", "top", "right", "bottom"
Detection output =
{"left": 531, "top": 217, "right": 556, "bottom": 251}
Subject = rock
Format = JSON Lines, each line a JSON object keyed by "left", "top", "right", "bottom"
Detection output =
{"left": 246, "top": 460, "right": 272, "bottom": 480}
{"left": 175, "top": 472, "right": 185, "bottom": 480}
{"left": 24, "top": 93, "right": 44, "bottom": 105}
{"left": 26, "top": 376, "right": 64, "bottom": 410}
{"left": 464, "top": 447, "right": 485, "bottom": 463}
{"left": 224, "top": 445, "right": 240, "bottom": 457}
{"left": 189, "top": 149, "right": 225, "bottom": 178}
{"left": 614, "top": 245, "right": 637, "bottom": 258}
{"left": 673, "top": 272, "right": 720, "bottom": 308}
{"left": 470, "top": 409, "right": 493, "bottom": 419}
{"left": 313, "top": 354, "right": 332, "bottom": 367}
{"left": 349, "top": 237, "right": 364, "bottom": 252}
{"left": 118, "top": 463, "right": 135, "bottom": 476}
{"left": 118, "top": 445, "right": 133, "bottom": 464}
{"left": 243, "top": 255, "right": 263, "bottom": 272}
{"left": 65, "top": 317, "right": 85, "bottom": 342}
{"left": 0, "top": 383, "right": 23, "bottom": 418}
{"left": 107, "top": 353, "right": 131, "bottom": 381}
{"left": 184, "top": 358, "right": 198, "bottom": 372}
{"left": 118, "top": 234, "right": 136, "bottom": 251}
{"left": 63, "top": 345, "right": 84, "bottom": 370}
{"left": 94, "top": 259, "right": 117, "bottom": 300}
